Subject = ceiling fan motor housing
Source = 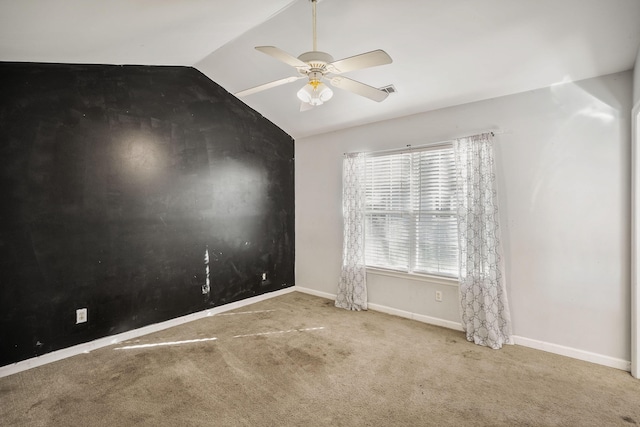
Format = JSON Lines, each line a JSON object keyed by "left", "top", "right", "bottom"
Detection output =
{"left": 297, "top": 51, "right": 334, "bottom": 70}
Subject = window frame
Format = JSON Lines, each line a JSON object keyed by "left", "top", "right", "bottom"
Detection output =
{"left": 363, "top": 143, "right": 459, "bottom": 280}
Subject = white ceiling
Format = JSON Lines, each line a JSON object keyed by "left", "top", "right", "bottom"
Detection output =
{"left": 1, "top": 0, "right": 639, "bottom": 139}
{"left": 0, "top": 0, "right": 296, "bottom": 65}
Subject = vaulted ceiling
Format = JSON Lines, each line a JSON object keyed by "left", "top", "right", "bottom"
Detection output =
{"left": 2, "top": 0, "right": 639, "bottom": 139}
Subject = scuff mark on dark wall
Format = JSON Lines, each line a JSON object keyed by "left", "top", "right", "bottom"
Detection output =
{"left": 0, "top": 62, "right": 295, "bottom": 367}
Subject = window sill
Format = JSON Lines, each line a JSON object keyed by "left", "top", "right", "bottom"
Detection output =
{"left": 366, "top": 267, "right": 459, "bottom": 287}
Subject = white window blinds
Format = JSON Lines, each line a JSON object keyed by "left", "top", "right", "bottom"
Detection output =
{"left": 364, "top": 145, "right": 458, "bottom": 277}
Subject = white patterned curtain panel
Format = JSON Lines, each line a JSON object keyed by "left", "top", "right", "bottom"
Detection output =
{"left": 336, "top": 153, "right": 368, "bottom": 311}
{"left": 453, "top": 133, "right": 513, "bottom": 349}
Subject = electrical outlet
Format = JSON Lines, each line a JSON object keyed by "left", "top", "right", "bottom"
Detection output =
{"left": 262, "top": 272, "right": 267, "bottom": 281}
{"left": 76, "top": 308, "right": 88, "bottom": 324}
{"left": 435, "top": 291, "right": 443, "bottom": 302}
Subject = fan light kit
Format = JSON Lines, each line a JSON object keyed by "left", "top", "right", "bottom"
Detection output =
{"left": 235, "top": 0, "right": 394, "bottom": 110}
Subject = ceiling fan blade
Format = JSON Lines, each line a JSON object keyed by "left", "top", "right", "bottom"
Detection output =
{"left": 329, "top": 76, "right": 389, "bottom": 102}
{"left": 255, "top": 46, "right": 309, "bottom": 69}
{"left": 328, "top": 49, "right": 392, "bottom": 74}
{"left": 235, "top": 76, "right": 304, "bottom": 97}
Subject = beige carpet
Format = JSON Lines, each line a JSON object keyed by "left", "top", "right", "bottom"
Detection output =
{"left": 1, "top": 291, "right": 639, "bottom": 426}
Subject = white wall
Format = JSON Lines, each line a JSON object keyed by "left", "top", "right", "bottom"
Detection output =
{"left": 634, "top": 45, "right": 640, "bottom": 105}
{"left": 296, "top": 71, "right": 632, "bottom": 365}
{"left": 632, "top": 45, "right": 640, "bottom": 377}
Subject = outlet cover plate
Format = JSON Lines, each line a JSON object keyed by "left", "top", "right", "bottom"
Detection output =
{"left": 76, "top": 308, "right": 88, "bottom": 324}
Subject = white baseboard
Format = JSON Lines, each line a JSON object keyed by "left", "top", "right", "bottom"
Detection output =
{"left": 367, "top": 302, "right": 465, "bottom": 332}
{"left": 512, "top": 335, "right": 631, "bottom": 372}
{"left": 293, "top": 285, "right": 337, "bottom": 300}
{"left": 294, "top": 286, "right": 631, "bottom": 372}
{"left": 294, "top": 286, "right": 464, "bottom": 332}
{"left": 0, "top": 287, "right": 296, "bottom": 379}
{"left": 3, "top": 285, "right": 631, "bottom": 377}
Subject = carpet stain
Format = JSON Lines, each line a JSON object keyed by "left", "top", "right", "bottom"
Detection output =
{"left": 362, "top": 321, "right": 385, "bottom": 335}
{"left": 287, "top": 347, "right": 324, "bottom": 368}
{"left": 336, "top": 348, "right": 351, "bottom": 358}
{"left": 462, "top": 350, "right": 482, "bottom": 360}
{"left": 29, "top": 399, "right": 45, "bottom": 410}
{"left": 621, "top": 416, "right": 637, "bottom": 424}
{"left": 0, "top": 385, "right": 17, "bottom": 394}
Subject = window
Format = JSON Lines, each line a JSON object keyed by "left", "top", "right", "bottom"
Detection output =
{"left": 364, "top": 144, "right": 458, "bottom": 277}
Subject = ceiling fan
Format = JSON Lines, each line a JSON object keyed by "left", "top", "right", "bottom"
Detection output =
{"left": 234, "top": 0, "right": 393, "bottom": 110}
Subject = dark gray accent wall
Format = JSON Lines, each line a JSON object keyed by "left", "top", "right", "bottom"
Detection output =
{"left": 0, "top": 62, "right": 294, "bottom": 366}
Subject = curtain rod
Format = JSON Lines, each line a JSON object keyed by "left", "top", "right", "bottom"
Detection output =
{"left": 343, "top": 130, "right": 509, "bottom": 157}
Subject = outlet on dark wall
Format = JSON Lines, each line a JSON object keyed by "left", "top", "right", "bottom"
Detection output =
{"left": 0, "top": 62, "right": 295, "bottom": 367}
